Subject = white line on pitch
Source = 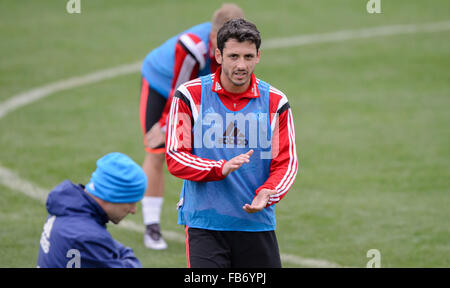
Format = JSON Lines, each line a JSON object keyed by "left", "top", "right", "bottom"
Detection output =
{"left": 0, "top": 164, "right": 343, "bottom": 268}
{"left": 1, "top": 21, "right": 449, "bottom": 120}
{"left": 262, "top": 20, "right": 450, "bottom": 49}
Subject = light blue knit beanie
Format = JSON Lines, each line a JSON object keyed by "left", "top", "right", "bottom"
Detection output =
{"left": 85, "top": 152, "right": 147, "bottom": 203}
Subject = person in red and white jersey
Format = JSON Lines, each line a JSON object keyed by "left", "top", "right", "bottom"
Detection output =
{"left": 166, "top": 19, "right": 298, "bottom": 267}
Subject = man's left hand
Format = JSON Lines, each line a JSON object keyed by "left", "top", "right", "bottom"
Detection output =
{"left": 242, "top": 189, "right": 277, "bottom": 213}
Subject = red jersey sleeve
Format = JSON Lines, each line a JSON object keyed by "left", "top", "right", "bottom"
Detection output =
{"left": 159, "top": 33, "right": 206, "bottom": 130}
{"left": 165, "top": 82, "right": 227, "bottom": 182}
{"left": 255, "top": 88, "right": 299, "bottom": 206}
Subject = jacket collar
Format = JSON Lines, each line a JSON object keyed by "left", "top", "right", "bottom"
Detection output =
{"left": 79, "top": 184, "right": 109, "bottom": 226}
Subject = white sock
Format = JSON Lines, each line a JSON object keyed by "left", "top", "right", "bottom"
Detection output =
{"left": 142, "top": 196, "right": 164, "bottom": 225}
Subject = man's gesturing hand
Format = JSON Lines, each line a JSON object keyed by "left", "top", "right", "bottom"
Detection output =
{"left": 243, "top": 189, "right": 278, "bottom": 213}
{"left": 221, "top": 150, "right": 254, "bottom": 177}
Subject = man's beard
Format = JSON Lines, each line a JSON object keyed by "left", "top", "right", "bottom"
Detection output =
{"left": 224, "top": 67, "right": 252, "bottom": 87}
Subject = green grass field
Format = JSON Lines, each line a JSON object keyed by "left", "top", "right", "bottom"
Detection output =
{"left": 0, "top": 0, "right": 449, "bottom": 267}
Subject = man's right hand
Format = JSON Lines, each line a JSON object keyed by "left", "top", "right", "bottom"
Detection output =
{"left": 221, "top": 150, "right": 254, "bottom": 177}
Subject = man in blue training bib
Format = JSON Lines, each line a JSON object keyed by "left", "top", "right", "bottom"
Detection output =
{"left": 166, "top": 19, "right": 299, "bottom": 268}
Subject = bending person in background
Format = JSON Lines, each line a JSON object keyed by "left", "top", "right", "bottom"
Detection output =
{"left": 139, "top": 3, "right": 244, "bottom": 250}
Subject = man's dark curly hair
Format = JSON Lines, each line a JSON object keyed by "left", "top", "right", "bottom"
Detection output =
{"left": 217, "top": 18, "right": 261, "bottom": 54}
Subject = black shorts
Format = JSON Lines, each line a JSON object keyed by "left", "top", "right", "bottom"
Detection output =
{"left": 185, "top": 227, "right": 282, "bottom": 268}
{"left": 139, "top": 77, "right": 166, "bottom": 153}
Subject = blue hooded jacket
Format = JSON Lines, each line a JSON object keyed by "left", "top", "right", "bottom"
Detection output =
{"left": 36, "top": 180, "right": 142, "bottom": 268}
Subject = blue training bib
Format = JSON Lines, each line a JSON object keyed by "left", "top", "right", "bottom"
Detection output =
{"left": 178, "top": 75, "right": 276, "bottom": 231}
